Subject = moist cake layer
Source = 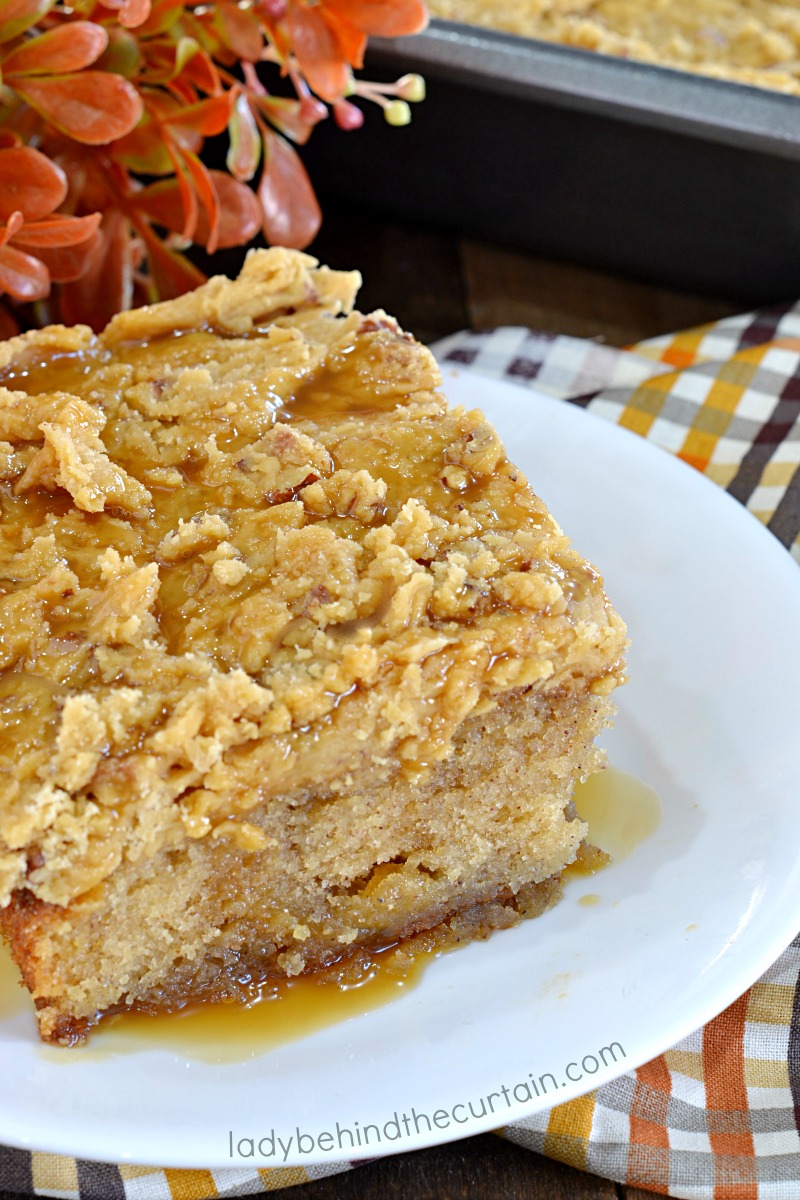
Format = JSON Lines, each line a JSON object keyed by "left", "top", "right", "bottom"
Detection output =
{"left": 0, "top": 248, "right": 627, "bottom": 1042}
{"left": 3, "top": 687, "right": 612, "bottom": 1044}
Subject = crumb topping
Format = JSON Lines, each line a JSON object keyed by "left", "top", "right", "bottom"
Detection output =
{"left": 0, "top": 248, "right": 627, "bottom": 908}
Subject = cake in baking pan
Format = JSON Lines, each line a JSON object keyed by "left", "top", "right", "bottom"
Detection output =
{"left": 429, "top": 0, "right": 800, "bottom": 94}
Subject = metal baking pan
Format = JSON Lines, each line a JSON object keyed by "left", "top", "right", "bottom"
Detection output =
{"left": 301, "top": 20, "right": 800, "bottom": 303}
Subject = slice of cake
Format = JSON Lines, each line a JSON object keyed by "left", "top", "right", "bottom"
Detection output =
{"left": 0, "top": 249, "right": 627, "bottom": 1045}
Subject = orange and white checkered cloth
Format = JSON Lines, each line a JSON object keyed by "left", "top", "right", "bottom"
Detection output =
{"left": 3, "top": 303, "right": 800, "bottom": 1200}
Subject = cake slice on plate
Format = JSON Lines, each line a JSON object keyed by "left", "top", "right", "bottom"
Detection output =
{"left": 0, "top": 249, "right": 627, "bottom": 1044}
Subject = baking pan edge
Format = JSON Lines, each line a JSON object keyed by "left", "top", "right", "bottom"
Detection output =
{"left": 373, "top": 21, "right": 800, "bottom": 161}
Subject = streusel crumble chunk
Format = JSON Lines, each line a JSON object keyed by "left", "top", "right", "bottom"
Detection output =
{"left": 0, "top": 249, "right": 627, "bottom": 1043}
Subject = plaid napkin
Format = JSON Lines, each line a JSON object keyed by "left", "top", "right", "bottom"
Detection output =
{"left": 3, "top": 302, "right": 800, "bottom": 1200}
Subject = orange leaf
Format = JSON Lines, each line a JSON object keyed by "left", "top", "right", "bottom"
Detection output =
{"left": 205, "top": 173, "right": 261, "bottom": 248}
{"left": 181, "top": 150, "right": 217, "bottom": 253}
{"left": 171, "top": 36, "right": 201, "bottom": 80}
{"left": 59, "top": 210, "right": 133, "bottom": 331}
{"left": 95, "top": 25, "right": 142, "bottom": 78}
{"left": 134, "top": 36, "right": 213, "bottom": 88}
{"left": 329, "top": 0, "right": 428, "bottom": 37}
{"left": 73, "top": 147, "right": 130, "bottom": 214}
{"left": 0, "top": 212, "right": 24, "bottom": 249}
{"left": 136, "top": 171, "right": 260, "bottom": 249}
{"left": 25, "top": 227, "right": 102, "bottom": 283}
{"left": 2, "top": 22, "right": 108, "bottom": 76}
{"left": 113, "top": 105, "right": 187, "bottom": 174}
{"left": 258, "top": 128, "right": 321, "bottom": 249}
{"left": 254, "top": 94, "right": 319, "bottom": 146}
{"left": 164, "top": 142, "right": 199, "bottom": 242}
{"left": 121, "top": 134, "right": 194, "bottom": 176}
{"left": 215, "top": 1, "right": 263, "bottom": 61}
{"left": 139, "top": 223, "right": 206, "bottom": 302}
{"left": 0, "top": 243, "right": 50, "bottom": 301}
{"left": 136, "top": 0, "right": 185, "bottom": 36}
{"left": 11, "top": 211, "right": 102, "bottom": 249}
{"left": 227, "top": 93, "right": 261, "bottom": 181}
{"left": 134, "top": 39, "right": 184, "bottom": 85}
{"left": 177, "top": 6, "right": 227, "bottom": 55}
{"left": 0, "top": 0, "right": 56, "bottom": 44}
{"left": 166, "top": 91, "right": 235, "bottom": 137}
{"left": 320, "top": 5, "right": 366, "bottom": 66}
{"left": 15, "top": 72, "right": 143, "bottom": 145}
{"left": 0, "top": 146, "right": 66, "bottom": 222}
{"left": 179, "top": 45, "right": 223, "bottom": 95}
{"left": 132, "top": 179, "right": 185, "bottom": 232}
{"left": 256, "top": 3, "right": 292, "bottom": 57}
{"left": 181, "top": 150, "right": 219, "bottom": 253}
{"left": 286, "top": 4, "right": 350, "bottom": 101}
{"left": 119, "top": 0, "right": 152, "bottom": 28}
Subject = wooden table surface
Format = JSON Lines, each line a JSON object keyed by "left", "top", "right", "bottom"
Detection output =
{"left": 0, "top": 207, "right": 753, "bottom": 1200}
{"left": 311, "top": 203, "right": 742, "bottom": 347}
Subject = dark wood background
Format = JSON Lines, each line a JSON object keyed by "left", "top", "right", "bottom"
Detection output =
{"left": 310, "top": 203, "right": 740, "bottom": 346}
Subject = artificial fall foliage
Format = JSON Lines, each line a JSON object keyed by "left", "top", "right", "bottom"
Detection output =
{"left": 0, "top": 0, "right": 428, "bottom": 332}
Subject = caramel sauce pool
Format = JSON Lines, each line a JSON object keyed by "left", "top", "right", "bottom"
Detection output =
{"left": 572, "top": 767, "right": 661, "bottom": 863}
{"left": 0, "top": 940, "right": 432, "bottom": 1064}
{"left": 93, "top": 945, "right": 432, "bottom": 1064}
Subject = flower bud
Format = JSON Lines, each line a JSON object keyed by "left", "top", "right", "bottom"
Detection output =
{"left": 333, "top": 99, "right": 364, "bottom": 130}
{"left": 256, "top": 0, "right": 287, "bottom": 20}
{"left": 384, "top": 99, "right": 411, "bottom": 127}
{"left": 395, "top": 73, "right": 426, "bottom": 102}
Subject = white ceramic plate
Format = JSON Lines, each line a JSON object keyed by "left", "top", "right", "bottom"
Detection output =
{"left": 3, "top": 369, "right": 800, "bottom": 1169}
